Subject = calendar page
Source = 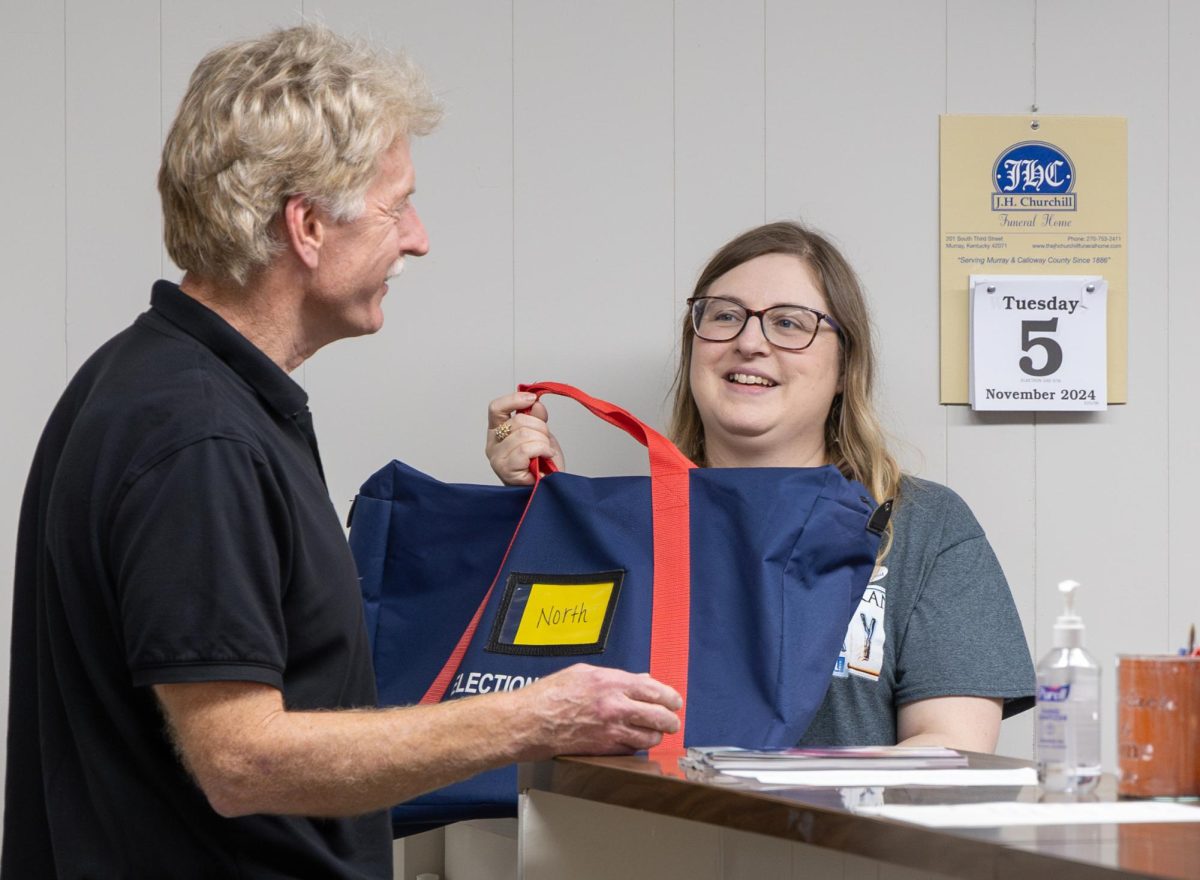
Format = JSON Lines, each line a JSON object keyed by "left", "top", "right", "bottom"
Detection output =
{"left": 969, "top": 275, "right": 1106, "bottom": 411}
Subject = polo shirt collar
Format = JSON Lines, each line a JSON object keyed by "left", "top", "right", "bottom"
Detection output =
{"left": 149, "top": 280, "right": 308, "bottom": 419}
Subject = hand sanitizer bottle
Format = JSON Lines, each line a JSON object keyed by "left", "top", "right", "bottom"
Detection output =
{"left": 1036, "top": 580, "right": 1101, "bottom": 792}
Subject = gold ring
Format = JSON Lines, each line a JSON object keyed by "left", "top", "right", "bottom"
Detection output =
{"left": 493, "top": 422, "right": 512, "bottom": 442}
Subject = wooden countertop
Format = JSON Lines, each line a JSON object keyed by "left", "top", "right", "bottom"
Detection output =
{"left": 520, "top": 752, "right": 1200, "bottom": 879}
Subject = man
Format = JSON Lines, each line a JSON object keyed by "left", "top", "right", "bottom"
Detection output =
{"left": 2, "top": 25, "right": 680, "bottom": 878}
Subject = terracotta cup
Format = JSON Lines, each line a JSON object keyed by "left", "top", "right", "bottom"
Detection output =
{"left": 1116, "top": 655, "right": 1200, "bottom": 798}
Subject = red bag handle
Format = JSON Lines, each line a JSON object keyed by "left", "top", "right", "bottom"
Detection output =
{"left": 420, "top": 382, "right": 695, "bottom": 758}
{"left": 518, "top": 381, "right": 695, "bottom": 480}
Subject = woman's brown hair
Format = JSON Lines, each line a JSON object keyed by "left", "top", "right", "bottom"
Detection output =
{"left": 669, "top": 221, "right": 902, "bottom": 512}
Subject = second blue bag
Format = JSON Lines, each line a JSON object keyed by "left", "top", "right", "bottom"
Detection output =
{"left": 348, "top": 382, "right": 885, "bottom": 836}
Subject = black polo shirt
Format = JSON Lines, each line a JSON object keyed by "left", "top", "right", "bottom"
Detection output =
{"left": 3, "top": 281, "right": 391, "bottom": 879}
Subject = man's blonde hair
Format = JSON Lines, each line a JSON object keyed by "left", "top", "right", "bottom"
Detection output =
{"left": 159, "top": 24, "right": 442, "bottom": 286}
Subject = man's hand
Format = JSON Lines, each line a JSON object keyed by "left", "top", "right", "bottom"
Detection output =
{"left": 511, "top": 664, "right": 682, "bottom": 759}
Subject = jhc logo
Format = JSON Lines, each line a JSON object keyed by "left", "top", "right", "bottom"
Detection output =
{"left": 990, "top": 141, "right": 1078, "bottom": 211}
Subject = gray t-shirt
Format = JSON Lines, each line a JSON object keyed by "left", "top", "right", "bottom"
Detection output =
{"left": 799, "top": 476, "right": 1035, "bottom": 746}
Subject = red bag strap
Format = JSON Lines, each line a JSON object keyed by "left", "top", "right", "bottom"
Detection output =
{"left": 420, "top": 382, "right": 695, "bottom": 758}
{"left": 520, "top": 383, "right": 694, "bottom": 757}
{"left": 418, "top": 480, "right": 544, "bottom": 706}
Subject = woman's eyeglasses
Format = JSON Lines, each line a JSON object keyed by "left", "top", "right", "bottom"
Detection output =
{"left": 688, "top": 296, "right": 842, "bottom": 352}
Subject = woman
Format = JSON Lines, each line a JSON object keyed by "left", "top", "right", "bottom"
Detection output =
{"left": 485, "top": 222, "right": 1034, "bottom": 751}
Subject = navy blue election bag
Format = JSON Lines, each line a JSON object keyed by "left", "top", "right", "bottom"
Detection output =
{"left": 348, "top": 382, "right": 884, "bottom": 836}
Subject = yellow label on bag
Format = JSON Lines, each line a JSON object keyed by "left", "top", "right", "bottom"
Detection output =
{"left": 512, "top": 581, "right": 616, "bottom": 646}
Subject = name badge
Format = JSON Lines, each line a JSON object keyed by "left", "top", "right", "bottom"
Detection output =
{"left": 486, "top": 570, "right": 623, "bottom": 656}
{"left": 834, "top": 566, "right": 888, "bottom": 682}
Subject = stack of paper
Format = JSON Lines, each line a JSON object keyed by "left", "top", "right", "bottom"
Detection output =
{"left": 685, "top": 745, "right": 970, "bottom": 772}
{"left": 855, "top": 801, "right": 1200, "bottom": 828}
{"left": 682, "top": 746, "right": 1037, "bottom": 788}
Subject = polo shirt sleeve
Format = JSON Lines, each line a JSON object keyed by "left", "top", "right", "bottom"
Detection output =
{"left": 109, "top": 436, "right": 290, "bottom": 689}
{"left": 892, "top": 490, "right": 1036, "bottom": 716}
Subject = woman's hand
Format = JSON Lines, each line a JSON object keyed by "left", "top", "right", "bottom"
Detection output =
{"left": 486, "top": 391, "right": 565, "bottom": 486}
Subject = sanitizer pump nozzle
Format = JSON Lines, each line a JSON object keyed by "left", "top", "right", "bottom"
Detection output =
{"left": 1053, "top": 579, "right": 1085, "bottom": 649}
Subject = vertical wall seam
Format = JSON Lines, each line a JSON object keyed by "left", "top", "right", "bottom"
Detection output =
{"left": 944, "top": 0, "right": 950, "bottom": 485}
{"left": 669, "top": 0, "right": 680, "bottom": 416}
{"left": 1032, "top": 0, "right": 1041, "bottom": 667}
{"left": 302, "top": 0, "right": 311, "bottom": 417}
{"left": 62, "top": 0, "right": 69, "bottom": 384}
{"left": 1032, "top": 0, "right": 1038, "bottom": 108}
{"left": 299, "top": 0, "right": 308, "bottom": 393}
{"left": 511, "top": 0, "right": 517, "bottom": 389}
{"left": 1031, "top": 0, "right": 1039, "bottom": 664}
{"left": 159, "top": 0, "right": 163, "bottom": 281}
{"left": 1165, "top": 0, "right": 1172, "bottom": 635}
{"left": 762, "top": 0, "right": 767, "bottom": 222}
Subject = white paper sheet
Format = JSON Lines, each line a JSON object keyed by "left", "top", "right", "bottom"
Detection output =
{"left": 853, "top": 800, "right": 1200, "bottom": 828}
{"left": 723, "top": 767, "right": 1039, "bottom": 788}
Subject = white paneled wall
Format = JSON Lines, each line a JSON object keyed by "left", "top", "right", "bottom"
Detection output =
{"left": 1, "top": 4, "right": 67, "bottom": 752}
{"left": 510, "top": 0, "right": 676, "bottom": 469}
{"left": 768, "top": 0, "right": 950, "bottom": 479}
{"left": 64, "top": 3, "right": 163, "bottom": 375}
{"left": 673, "top": 0, "right": 765, "bottom": 316}
{"left": 1032, "top": 1, "right": 1172, "bottom": 771}
{"left": 944, "top": 0, "right": 1040, "bottom": 761}
{"left": 1168, "top": 0, "right": 1200, "bottom": 641}
{"left": 1, "top": 0, "right": 1193, "bottom": 843}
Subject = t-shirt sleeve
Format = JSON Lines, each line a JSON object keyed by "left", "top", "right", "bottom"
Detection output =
{"left": 109, "top": 437, "right": 290, "bottom": 689}
{"left": 893, "top": 492, "right": 1036, "bottom": 716}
